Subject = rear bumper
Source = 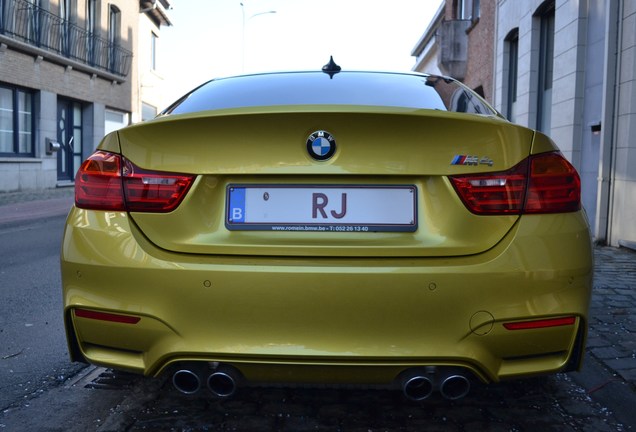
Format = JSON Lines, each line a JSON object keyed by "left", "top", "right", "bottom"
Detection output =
{"left": 61, "top": 208, "right": 592, "bottom": 384}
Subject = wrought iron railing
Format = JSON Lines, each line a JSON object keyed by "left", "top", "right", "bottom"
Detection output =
{"left": 0, "top": 0, "right": 132, "bottom": 77}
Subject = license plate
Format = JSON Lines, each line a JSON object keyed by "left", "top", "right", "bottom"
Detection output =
{"left": 226, "top": 185, "right": 417, "bottom": 232}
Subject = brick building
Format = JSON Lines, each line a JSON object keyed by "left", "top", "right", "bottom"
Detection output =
{"left": 0, "top": 0, "right": 171, "bottom": 192}
{"left": 412, "top": 0, "right": 496, "bottom": 102}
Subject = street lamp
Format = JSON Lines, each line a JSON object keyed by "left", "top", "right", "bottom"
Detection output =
{"left": 240, "top": 2, "right": 276, "bottom": 72}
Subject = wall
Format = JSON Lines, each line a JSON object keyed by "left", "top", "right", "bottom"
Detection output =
{"left": 464, "top": 0, "right": 496, "bottom": 100}
{"left": 495, "top": 0, "right": 636, "bottom": 246}
{"left": 609, "top": 1, "right": 636, "bottom": 246}
{"left": 494, "top": 0, "right": 604, "bottom": 238}
{"left": 0, "top": 49, "right": 132, "bottom": 112}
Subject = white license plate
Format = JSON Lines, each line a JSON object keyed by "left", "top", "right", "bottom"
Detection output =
{"left": 226, "top": 185, "right": 417, "bottom": 232}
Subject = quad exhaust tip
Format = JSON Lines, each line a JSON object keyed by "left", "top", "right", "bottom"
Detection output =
{"left": 172, "top": 369, "right": 201, "bottom": 395}
{"left": 439, "top": 373, "right": 471, "bottom": 400}
{"left": 400, "top": 367, "right": 471, "bottom": 401}
{"left": 173, "top": 363, "right": 470, "bottom": 401}
{"left": 172, "top": 364, "right": 240, "bottom": 397}
{"left": 207, "top": 370, "right": 238, "bottom": 398}
{"left": 402, "top": 375, "right": 435, "bottom": 401}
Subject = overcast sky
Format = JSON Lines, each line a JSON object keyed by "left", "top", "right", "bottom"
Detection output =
{"left": 158, "top": 0, "right": 442, "bottom": 104}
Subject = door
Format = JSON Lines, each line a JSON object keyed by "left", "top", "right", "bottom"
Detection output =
{"left": 57, "top": 99, "right": 83, "bottom": 182}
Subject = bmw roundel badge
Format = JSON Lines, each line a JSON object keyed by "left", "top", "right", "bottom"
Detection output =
{"left": 306, "top": 130, "right": 336, "bottom": 161}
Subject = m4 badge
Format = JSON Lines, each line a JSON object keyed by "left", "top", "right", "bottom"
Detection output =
{"left": 451, "top": 155, "right": 494, "bottom": 167}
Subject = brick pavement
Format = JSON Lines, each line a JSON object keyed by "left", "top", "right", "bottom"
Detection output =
{"left": 588, "top": 246, "right": 636, "bottom": 385}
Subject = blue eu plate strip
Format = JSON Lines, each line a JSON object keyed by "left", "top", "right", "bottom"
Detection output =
{"left": 228, "top": 187, "right": 246, "bottom": 223}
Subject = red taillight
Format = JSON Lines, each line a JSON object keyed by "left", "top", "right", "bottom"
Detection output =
{"left": 75, "top": 150, "right": 195, "bottom": 213}
{"left": 524, "top": 153, "right": 581, "bottom": 213}
{"left": 121, "top": 158, "right": 195, "bottom": 212}
{"left": 76, "top": 151, "right": 125, "bottom": 211}
{"left": 450, "top": 152, "right": 580, "bottom": 215}
{"left": 449, "top": 160, "right": 528, "bottom": 214}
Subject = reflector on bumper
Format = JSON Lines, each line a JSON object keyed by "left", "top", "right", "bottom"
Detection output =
{"left": 503, "top": 316, "right": 576, "bottom": 330}
{"left": 74, "top": 308, "right": 141, "bottom": 324}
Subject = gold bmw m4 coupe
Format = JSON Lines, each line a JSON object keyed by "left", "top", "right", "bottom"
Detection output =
{"left": 61, "top": 63, "right": 592, "bottom": 401}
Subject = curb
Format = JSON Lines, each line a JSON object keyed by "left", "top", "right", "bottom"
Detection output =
{"left": 0, "top": 188, "right": 74, "bottom": 225}
{"left": 0, "top": 196, "right": 73, "bottom": 225}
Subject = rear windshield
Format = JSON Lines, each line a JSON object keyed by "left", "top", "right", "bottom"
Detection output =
{"left": 162, "top": 71, "right": 497, "bottom": 116}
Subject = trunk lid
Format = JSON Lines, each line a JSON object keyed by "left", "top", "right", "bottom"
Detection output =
{"left": 116, "top": 107, "right": 534, "bottom": 257}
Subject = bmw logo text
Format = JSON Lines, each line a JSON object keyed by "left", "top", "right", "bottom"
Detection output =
{"left": 307, "top": 130, "right": 336, "bottom": 161}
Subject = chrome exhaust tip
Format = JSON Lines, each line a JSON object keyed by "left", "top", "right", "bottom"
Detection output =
{"left": 402, "top": 375, "right": 434, "bottom": 401}
{"left": 172, "top": 369, "right": 201, "bottom": 394}
{"left": 207, "top": 370, "right": 238, "bottom": 398}
{"left": 439, "top": 373, "right": 471, "bottom": 400}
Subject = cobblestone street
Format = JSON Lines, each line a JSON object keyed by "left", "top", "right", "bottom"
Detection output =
{"left": 112, "top": 373, "right": 626, "bottom": 431}
{"left": 587, "top": 247, "right": 636, "bottom": 386}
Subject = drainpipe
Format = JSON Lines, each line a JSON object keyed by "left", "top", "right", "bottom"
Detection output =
{"left": 492, "top": 1, "right": 499, "bottom": 106}
{"left": 595, "top": 0, "right": 621, "bottom": 245}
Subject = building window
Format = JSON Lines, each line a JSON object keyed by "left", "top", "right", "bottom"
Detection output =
{"left": 86, "top": 0, "right": 97, "bottom": 64}
{"left": 87, "top": 0, "right": 96, "bottom": 35}
{"left": 150, "top": 32, "right": 157, "bottom": 71}
{"left": 142, "top": 102, "right": 157, "bottom": 122}
{"left": 455, "top": 0, "right": 480, "bottom": 21}
{"left": 26, "top": 0, "right": 43, "bottom": 45}
{"left": 536, "top": 2, "right": 555, "bottom": 133}
{"left": 505, "top": 29, "right": 519, "bottom": 122}
{"left": 108, "top": 5, "right": 120, "bottom": 46}
{"left": 108, "top": 5, "right": 121, "bottom": 72}
{"left": 104, "top": 109, "right": 128, "bottom": 135}
{"left": 59, "top": 0, "right": 71, "bottom": 21}
{"left": 0, "top": 85, "right": 35, "bottom": 157}
{"left": 59, "top": 0, "right": 72, "bottom": 56}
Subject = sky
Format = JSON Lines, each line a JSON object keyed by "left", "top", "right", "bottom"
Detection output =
{"left": 158, "top": 0, "right": 443, "bottom": 104}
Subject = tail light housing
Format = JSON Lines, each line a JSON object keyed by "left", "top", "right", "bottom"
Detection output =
{"left": 450, "top": 152, "right": 580, "bottom": 215}
{"left": 76, "top": 150, "right": 195, "bottom": 212}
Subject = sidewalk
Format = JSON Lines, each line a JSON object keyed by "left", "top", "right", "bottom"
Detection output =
{"left": 0, "top": 188, "right": 635, "bottom": 395}
{"left": 588, "top": 246, "right": 636, "bottom": 383}
{"left": 570, "top": 245, "right": 636, "bottom": 428}
{"left": 0, "top": 187, "right": 74, "bottom": 225}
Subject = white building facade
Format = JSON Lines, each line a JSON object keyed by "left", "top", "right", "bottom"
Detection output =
{"left": 137, "top": 0, "right": 171, "bottom": 123}
{"left": 493, "top": 0, "right": 636, "bottom": 247}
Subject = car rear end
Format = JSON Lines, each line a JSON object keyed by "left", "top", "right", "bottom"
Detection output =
{"left": 61, "top": 71, "right": 592, "bottom": 400}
